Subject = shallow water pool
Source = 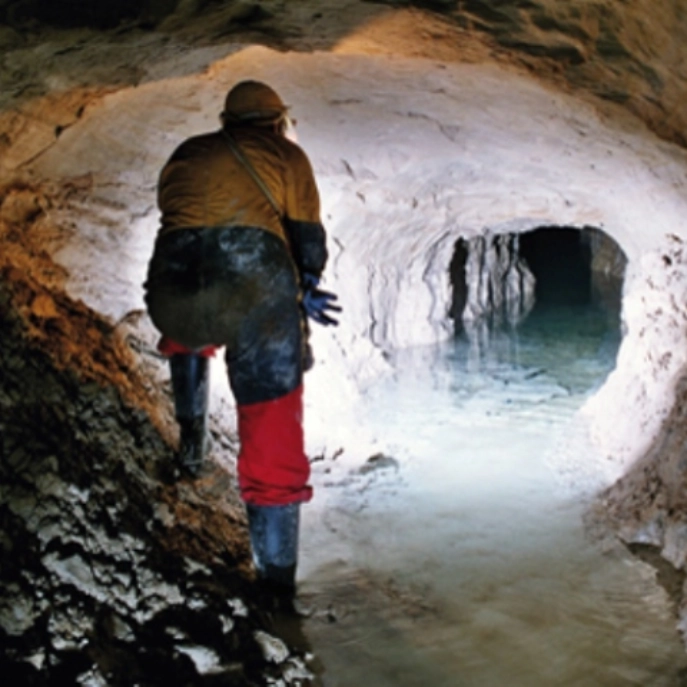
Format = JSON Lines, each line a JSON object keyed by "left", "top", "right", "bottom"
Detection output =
{"left": 299, "top": 305, "right": 687, "bottom": 686}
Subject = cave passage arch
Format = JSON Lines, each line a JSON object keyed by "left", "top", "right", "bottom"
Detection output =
{"left": 449, "top": 225, "right": 627, "bottom": 337}
{"left": 3, "top": 28, "right": 687, "bottom": 681}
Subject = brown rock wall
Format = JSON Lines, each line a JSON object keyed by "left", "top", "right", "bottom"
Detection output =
{"left": 0, "top": 186, "right": 309, "bottom": 684}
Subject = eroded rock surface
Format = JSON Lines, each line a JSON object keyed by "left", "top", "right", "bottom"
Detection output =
{"left": 0, "top": 185, "right": 311, "bottom": 685}
{"left": 1, "top": 0, "right": 686, "bottom": 148}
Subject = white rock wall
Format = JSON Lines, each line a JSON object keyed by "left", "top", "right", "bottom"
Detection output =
{"left": 10, "top": 44, "right": 687, "bottom": 486}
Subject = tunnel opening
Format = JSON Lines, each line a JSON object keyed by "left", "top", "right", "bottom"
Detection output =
{"left": 446, "top": 225, "right": 627, "bottom": 392}
{"left": 519, "top": 225, "right": 627, "bottom": 313}
{"left": 449, "top": 225, "right": 627, "bottom": 333}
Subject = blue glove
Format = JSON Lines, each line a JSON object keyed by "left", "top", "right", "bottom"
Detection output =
{"left": 301, "top": 273, "right": 341, "bottom": 327}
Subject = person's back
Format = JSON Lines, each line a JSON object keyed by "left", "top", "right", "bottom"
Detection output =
{"left": 157, "top": 125, "right": 321, "bottom": 244}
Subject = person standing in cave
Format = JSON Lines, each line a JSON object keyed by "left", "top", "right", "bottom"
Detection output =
{"left": 144, "top": 80, "right": 340, "bottom": 600}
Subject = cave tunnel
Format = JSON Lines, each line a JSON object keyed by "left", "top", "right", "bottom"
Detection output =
{"left": 520, "top": 225, "right": 627, "bottom": 313}
{"left": 3, "top": 5, "right": 687, "bottom": 682}
{"left": 449, "top": 224, "right": 627, "bottom": 335}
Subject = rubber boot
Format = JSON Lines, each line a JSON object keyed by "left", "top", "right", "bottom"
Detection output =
{"left": 169, "top": 353, "right": 209, "bottom": 476}
{"left": 246, "top": 502, "right": 300, "bottom": 599}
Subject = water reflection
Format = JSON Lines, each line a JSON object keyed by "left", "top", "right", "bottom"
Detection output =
{"left": 458, "top": 302, "right": 621, "bottom": 392}
{"left": 300, "top": 304, "right": 687, "bottom": 686}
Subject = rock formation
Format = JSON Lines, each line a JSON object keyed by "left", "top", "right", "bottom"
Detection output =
{"left": 462, "top": 232, "right": 535, "bottom": 328}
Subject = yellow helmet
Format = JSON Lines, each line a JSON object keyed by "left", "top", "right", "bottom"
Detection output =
{"left": 222, "top": 80, "right": 288, "bottom": 125}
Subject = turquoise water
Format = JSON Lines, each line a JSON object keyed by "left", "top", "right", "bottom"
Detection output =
{"left": 299, "top": 304, "right": 687, "bottom": 686}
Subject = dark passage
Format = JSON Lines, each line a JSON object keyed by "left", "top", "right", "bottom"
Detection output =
{"left": 520, "top": 227, "right": 592, "bottom": 306}
{"left": 447, "top": 226, "right": 626, "bottom": 379}
{"left": 513, "top": 226, "right": 626, "bottom": 391}
{"left": 448, "top": 239, "right": 468, "bottom": 325}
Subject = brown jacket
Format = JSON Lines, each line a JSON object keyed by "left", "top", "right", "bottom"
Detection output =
{"left": 159, "top": 126, "right": 320, "bottom": 237}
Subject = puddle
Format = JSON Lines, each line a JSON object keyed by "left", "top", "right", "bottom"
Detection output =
{"left": 300, "top": 304, "right": 687, "bottom": 686}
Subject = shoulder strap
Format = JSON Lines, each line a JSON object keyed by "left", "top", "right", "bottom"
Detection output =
{"left": 222, "top": 130, "right": 283, "bottom": 221}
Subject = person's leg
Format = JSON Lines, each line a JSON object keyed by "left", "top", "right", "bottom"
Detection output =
{"left": 229, "top": 325, "right": 309, "bottom": 593}
{"left": 146, "top": 229, "right": 214, "bottom": 475}
{"left": 233, "top": 384, "right": 311, "bottom": 506}
{"left": 226, "top": 248, "right": 309, "bottom": 594}
{"left": 169, "top": 352, "right": 210, "bottom": 476}
{"left": 245, "top": 501, "right": 300, "bottom": 595}
{"left": 162, "top": 225, "right": 308, "bottom": 592}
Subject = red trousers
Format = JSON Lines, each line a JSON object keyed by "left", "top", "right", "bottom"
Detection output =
{"left": 237, "top": 385, "right": 312, "bottom": 506}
